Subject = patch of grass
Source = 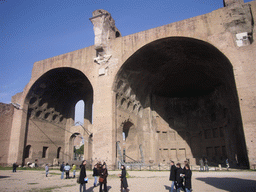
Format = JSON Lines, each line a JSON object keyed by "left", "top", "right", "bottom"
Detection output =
{"left": 29, "top": 184, "right": 76, "bottom": 192}
{"left": 27, "top": 183, "right": 39, "bottom": 185}
{"left": 49, "top": 172, "right": 61, "bottom": 175}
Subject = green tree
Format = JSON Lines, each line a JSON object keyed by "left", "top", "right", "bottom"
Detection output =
{"left": 76, "top": 144, "right": 84, "bottom": 155}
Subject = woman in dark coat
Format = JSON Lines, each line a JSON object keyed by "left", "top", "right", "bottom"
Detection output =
{"left": 79, "top": 160, "right": 87, "bottom": 192}
{"left": 99, "top": 164, "right": 108, "bottom": 192}
{"left": 118, "top": 165, "right": 129, "bottom": 192}
{"left": 184, "top": 164, "right": 192, "bottom": 192}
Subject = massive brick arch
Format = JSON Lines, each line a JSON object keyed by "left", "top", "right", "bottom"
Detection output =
{"left": 22, "top": 67, "right": 93, "bottom": 165}
{"left": 114, "top": 37, "right": 248, "bottom": 167}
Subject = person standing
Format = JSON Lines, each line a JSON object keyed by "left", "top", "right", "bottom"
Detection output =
{"left": 199, "top": 158, "right": 204, "bottom": 171}
{"left": 184, "top": 164, "right": 192, "bottom": 192}
{"left": 71, "top": 164, "right": 76, "bottom": 178}
{"left": 169, "top": 161, "right": 176, "bottom": 192}
{"left": 79, "top": 160, "right": 87, "bottom": 192}
{"left": 99, "top": 164, "right": 108, "bottom": 192}
{"left": 64, "top": 163, "right": 71, "bottom": 179}
{"left": 60, "top": 162, "right": 65, "bottom": 179}
{"left": 45, "top": 164, "right": 49, "bottom": 177}
{"left": 226, "top": 158, "right": 229, "bottom": 170}
{"left": 118, "top": 165, "right": 129, "bottom": 192}
{"left": 175, "top": 163, "right": 184, "bottom": 192}
{"left": 204, "top": 158, "right": 209, "bottom": 171}
{"left": 12, "top": 162, "right": 18, "bottom": 172}
{"left": 93, "top": 164, "right": 99, "bottom": 187}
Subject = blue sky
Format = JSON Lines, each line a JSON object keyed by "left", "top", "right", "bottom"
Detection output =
{"left": 0, "top": 0, "right": 252, "bottom": 104}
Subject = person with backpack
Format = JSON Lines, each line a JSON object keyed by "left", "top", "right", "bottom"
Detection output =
{"left": 60, "top": 162, "right": 65, "bottom": 179}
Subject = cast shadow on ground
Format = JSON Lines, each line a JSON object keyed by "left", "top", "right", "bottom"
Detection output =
{"left": 85, "top": 186, "right": 112, "bottom": 192}
{"left": 164, "top": 185, "right": 176, "bottom": 191}
{"left": 196, "top": 177, "right": 256, "bottom": 192}
{"left": 0, "top": 176, "right": 10, "bottom": 179}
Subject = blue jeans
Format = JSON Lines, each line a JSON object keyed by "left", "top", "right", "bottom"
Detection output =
{"left": 61, "top": 171, "right": 64, "bottom": 179}
{"left": 46, "top": 171, "right": 49, "bottom": 177}
{"left": 185, "top": 188, "right": 191, "bottom": 192}
{"left": 80, "top": 183, "right": 86, "bottom": 192}
{"left": 73, "top": 170, "right": 76, "bottom": 177}
{"left": 170, "top": 180, "right": 175, "bottom": 192}
{"left": 94, "top": 176, "right": 97, "bottom": 186}
{"left": 177, "top": 187, "right": 182, "bottom": 192}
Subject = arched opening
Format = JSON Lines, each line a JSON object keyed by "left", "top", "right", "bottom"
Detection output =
{"left": 23, "top": 67, "right": 93, "bottom": 165}
{"left": 57, "top": 147, "right": 61, "bottom": 159}
{"left": 114, "top": 37, "right": 248, "bottom": 168}
{"left": 24, "top": 145, "right": 32, "bottom": 159}
{"left": 75, "top": 100, "right": 85, "bottom": 125}
{"left": 70, "top": 133, "right": 84, "bottom": 161}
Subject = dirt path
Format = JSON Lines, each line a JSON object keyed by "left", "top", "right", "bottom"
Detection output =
{"left": 0, "top": 170, "right": 256, "bottom": 191}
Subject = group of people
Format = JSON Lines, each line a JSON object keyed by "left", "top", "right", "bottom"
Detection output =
{"left": 169, "top": 160, "right": 192, "bottom": 192}
{"left": 199, "top": 158, "right": 209, "bottom": 172}
{"left": 78, "top": 160, "right": 129, "bottom": 192}
{"left": 59, "top": 162, "right": 76, "bottom": 179}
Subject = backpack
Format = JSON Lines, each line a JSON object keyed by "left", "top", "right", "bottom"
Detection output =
{"left": 60, "top": 164, "right": 64, "bottom": 171}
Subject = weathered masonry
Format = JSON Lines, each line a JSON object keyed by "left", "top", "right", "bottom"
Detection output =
{"left": 1, "top": 0, "right": 256, "bottom": 169}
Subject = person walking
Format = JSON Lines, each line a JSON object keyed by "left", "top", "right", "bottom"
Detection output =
{"left": 99, "top": 164, "right": 108, "bottom": 192}
{"left": 79, "top": 160, "right": 87, "bottom": 192}
{"left": 226, "top": 158, "right": 229, "bottom": 170}
{"left": 45, "top": 164, "right": 49, "bottom": 177}
{"left": 175, "top": 163, "right": 184, "bottom": 192}
{"left": 93, "top": 164, "right": 99, "bottom": 187}
{"left": 60, "top": 162, "right": 65, "bottom": 179}
{"left": 184, "top": 164, "right": 192, "bottom": 192}
{"left": 71, "top": 164, "right": 76, "bottom": 178}
{"left": 169, "top": 161, "right": 176, "bottom": 192}
{"left": 64, "top": 163, "right": 71, "bottom": 179}
{"left": 118, "top": 165, "right": 129, "bottom": 192}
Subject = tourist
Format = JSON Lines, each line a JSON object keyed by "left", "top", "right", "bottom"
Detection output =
{"left": 60, "top": 162, "right": 65, "bottom": 179}
{"left": 226, "top": 158, "right": 229, "bottom": 170}
{"left": 64, "top": 163, "right": 71, "bottom": 179}
{"left": 93, "top": 164, "right": 99, "bottom": 187}
{"left": 79, "top": 160, "right": 87, "bottom": 192}
{"left": 169, "top": 161, "right": 176, "bottom": 192}
{"left": 184, "top": 164, "right": 192, "bottom": 192}
{"left": 45, "top": 163, "right": 49, "bottom": 177}
{"left": 199, "top": 158, "right": 204, "bottom": 171}
{"left": 175, "top": 163, "right": 184, "bottom": 192}
{"left": 118, "top": 164, "right": 129, "bottom": 192}
{"left": 12, "top": 162, "right": 18, "bottom": 172}
{"left": 204, "top": 158, "right": 209, "bottom": 171}
{"left": 99, "top": 163, "right": 108, "bottom": 192}
{"left": 71, "top": 164, "right": 76, "bottom": 178}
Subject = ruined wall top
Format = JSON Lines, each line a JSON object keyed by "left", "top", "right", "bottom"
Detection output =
{"left": 223, "top": 0, "right": 244, "bottom": 7}
{"left": 90, "top": 9, "right": 121, "bottom": 51}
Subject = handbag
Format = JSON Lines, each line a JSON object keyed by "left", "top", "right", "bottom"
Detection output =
{"left": 99, "top": 177, "right": 104, "bottom": 183}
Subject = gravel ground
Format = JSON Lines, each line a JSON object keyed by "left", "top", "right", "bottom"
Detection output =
{"left": 0, "top": 169, "right": 256, "bottom": 192}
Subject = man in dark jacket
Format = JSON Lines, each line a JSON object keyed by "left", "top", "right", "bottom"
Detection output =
{"left": 169, "top": 161, "right": 176, "bottom": 192}
{"left": 175, "top": 163, "right": 184, "bottom": 192}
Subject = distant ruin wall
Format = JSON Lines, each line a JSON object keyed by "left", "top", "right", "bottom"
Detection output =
{"left": 0, "top": 103, "right": 14, "bottom": 166}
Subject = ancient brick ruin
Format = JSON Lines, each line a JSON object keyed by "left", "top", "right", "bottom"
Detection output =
{"left": 1, "top": 0, "right": 256, "bottom": 169}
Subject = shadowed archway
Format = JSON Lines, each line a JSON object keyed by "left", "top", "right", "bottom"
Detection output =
{"left": 23, "top": 67, "right": 93, "bottom": 165}
{"left": 114, "top": 37, "right": 248, "bottom": 167}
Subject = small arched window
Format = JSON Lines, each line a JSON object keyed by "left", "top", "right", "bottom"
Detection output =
{"left": 75, "top": 100, "right": 85, "bottom": 125}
